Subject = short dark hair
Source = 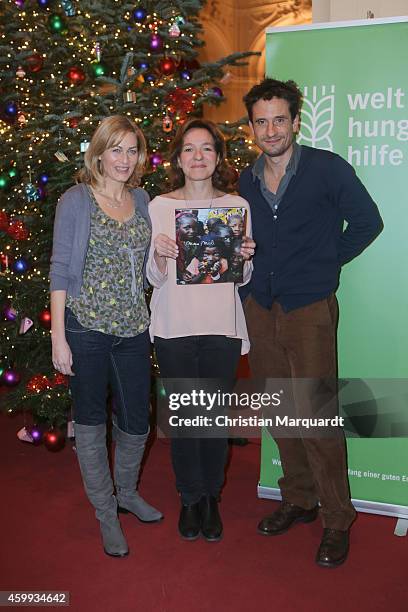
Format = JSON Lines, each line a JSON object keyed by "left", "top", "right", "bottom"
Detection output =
{"left": 168, "top": 118, "right": 234, "bottom": 191}
{"left": 243, "top": 78, "right": 303, "bottom": 122}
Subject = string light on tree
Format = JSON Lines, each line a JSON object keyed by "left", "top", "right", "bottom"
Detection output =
{"left": 0, "top": 0, "right": 257, "bottom": 430}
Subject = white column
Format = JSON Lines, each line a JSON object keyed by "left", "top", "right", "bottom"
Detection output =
{"left": 312, "top": 0, "right": 331, "bottom": 22}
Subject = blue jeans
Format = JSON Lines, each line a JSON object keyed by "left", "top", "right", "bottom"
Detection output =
{"left": 65, "top": 309, "right": 151, "bottom": 435}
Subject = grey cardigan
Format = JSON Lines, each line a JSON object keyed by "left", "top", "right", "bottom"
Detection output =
{"left": 49, "top": 183, "right": 151, "bottom": 296}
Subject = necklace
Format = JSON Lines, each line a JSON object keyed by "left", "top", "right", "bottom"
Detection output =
{"left": 183, "top": 189, "right": 214, "bottom": 209}
{"left": 94, "top": 189, "right": 127, "bottom": 209}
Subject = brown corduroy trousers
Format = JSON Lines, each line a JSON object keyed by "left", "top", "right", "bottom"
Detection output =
{"left": 245, "top": 294, "right": 356, "bottom": 530}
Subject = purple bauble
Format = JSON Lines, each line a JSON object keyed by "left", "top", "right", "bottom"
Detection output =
{"left": 150, "top": 153, "right": 163, "bottom": 167}
{"left": 3, "top": 306, "right": 17, "bottom": 322}
{"left": 38, "top": 173, "right": 49, "bottom": 185}
{"left": 2, "top": 368, "right": 21, "bottom": 387}
{"left": 150, "top": 34, "right": 163, "bottom": 52}
{"left": 180, "top": 70, "right": 191, "bottom": 81}
{"left": 211, "top": 87, "right": 223, "bottom": 97}
{"left": 30, "top": 426, "right": 43, "bottom": 445}
{"left": 15, "top": 0, "right": 25, "bottom": 7}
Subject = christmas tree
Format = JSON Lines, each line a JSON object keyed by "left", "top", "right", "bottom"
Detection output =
{"left": 0, "top": 0, "right": 257, "bottom": 432}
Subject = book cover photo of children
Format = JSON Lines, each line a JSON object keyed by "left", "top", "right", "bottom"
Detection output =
{"left": 175, "top": 207, "right": 247, "bottom": 285}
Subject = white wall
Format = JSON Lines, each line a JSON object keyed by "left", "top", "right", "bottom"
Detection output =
{"left": 313, "top": 0, "right": 408, "bottom": 22}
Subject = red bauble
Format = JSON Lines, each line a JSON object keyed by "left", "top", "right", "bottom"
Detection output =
{"left": 26, "top": 374, "right": 51, "bottom": 394}
{"left": 67, "top": 66, "right": 86, "bottom": 85}
{"left": 69, "top": 117, "right": 80, "bottom": 129}
{"left": 38, "top": 309, "right": 51, "bottom": 329}
{"left": 25, "top": 53, "right": 44, "bottom": 73}
{"left": 7, "top": 220, "right": 29, "bottom": 240}
{"left": 43, "top": 428, "right": 65, "bottom": 452}
{"left": 51, "top": 372, "right": 68, "bottom": 387}
{"left": 159, "top": 57, "right": 176, "bottom": 76}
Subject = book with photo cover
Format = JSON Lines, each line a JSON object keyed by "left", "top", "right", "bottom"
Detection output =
{"left": 175, "top": 207, "right": 247, "bottom": 285}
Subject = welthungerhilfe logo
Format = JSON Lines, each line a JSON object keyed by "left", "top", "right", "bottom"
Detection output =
{"left": 298, "top": 85, "right": 335, "bottom": 151}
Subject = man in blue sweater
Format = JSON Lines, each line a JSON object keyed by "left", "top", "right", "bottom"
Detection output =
{"left": 239, "top": 78, "right": 383, "bottom": 568}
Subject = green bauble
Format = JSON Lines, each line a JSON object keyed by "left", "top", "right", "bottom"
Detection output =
{"left": 0, "top": 173, "right": 10, "bottom": 190}
{"left": 141, "top": 118, "right": 152, "bottom": 128}
{"left": 48, "top": 14, "right": 65, "bottom": 32}
{"left": 8, "top": 167, "right": 20, "bottom": 181}
{"left": 91, "top": 62, "right": 107, "bottom": 77}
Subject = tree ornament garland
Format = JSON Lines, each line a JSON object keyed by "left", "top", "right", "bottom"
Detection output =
{"left": 7, "top": 220, "right": 29, "bottom": 240}
{"left": 27, "top": 374, "right": 51, "bottom": 394}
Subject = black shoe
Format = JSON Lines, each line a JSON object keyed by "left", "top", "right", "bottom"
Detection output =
{"left": 200, "top": 495, "right": 223, "bottom": 542}
{"left": 316, "top": 528, "right": 349, "bottom": 568}
{"left": 178, "top": 502, "right": 201, "bottom": 541}
{"left": 258, "top": 501, "right": 319, "bottom": 536}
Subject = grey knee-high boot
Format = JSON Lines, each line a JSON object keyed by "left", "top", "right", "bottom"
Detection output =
{"left": 74, "top": 423, "right": 129, "bottom": 557}
{"left": 113, "top": 423, "right": 163, "bottom": 523}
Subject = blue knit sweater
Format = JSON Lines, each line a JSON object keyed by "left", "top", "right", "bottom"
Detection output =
{"left": 238, "top": 145, "right": 383, "bottom": 311}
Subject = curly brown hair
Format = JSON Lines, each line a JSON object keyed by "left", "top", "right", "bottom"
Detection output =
{"left": 168, "top": 118, "right": 235, "bottom": 191}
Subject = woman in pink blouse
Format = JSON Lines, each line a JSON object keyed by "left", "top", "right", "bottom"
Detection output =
{"left": 147, "top": 119, "right": 255, "bottom": 542}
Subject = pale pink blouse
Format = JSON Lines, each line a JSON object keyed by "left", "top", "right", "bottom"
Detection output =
{"left": 147, "top": 194, "right": 253, "bottom": 354}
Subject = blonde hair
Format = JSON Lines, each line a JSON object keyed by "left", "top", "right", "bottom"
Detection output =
{"left": 77, "top": 115, "right": 147, "bottom": 188}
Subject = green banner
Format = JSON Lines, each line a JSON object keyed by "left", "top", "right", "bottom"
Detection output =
{"left": 260, "top": 18, "right": 408, "bottom": 515}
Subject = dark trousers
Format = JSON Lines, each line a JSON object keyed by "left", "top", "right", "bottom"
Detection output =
{"left": 244, "top": 294, "right": 356, "bottom": 530}
{"left": 154, "top": 335, "right": 242, "bottom": 504}
{"left": 65, "top": 309, "right": 151, "bottom": 435}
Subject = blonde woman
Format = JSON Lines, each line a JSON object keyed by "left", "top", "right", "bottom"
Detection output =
{"left": 50, "top": 116, "right": 162, "bottom": 558}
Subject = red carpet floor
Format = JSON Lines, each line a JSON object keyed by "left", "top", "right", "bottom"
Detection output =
{"left": 1, "top": 412, "right": 407, "bottom": 612}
